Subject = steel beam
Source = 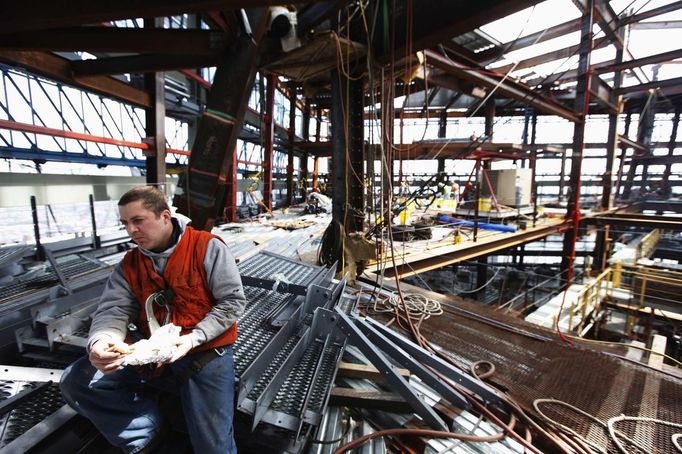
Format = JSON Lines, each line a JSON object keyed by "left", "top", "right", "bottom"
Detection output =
{"left": 616, "top": 76, "right": 682, "bottom": 96}
{"left": 144, "top": 18, "right": 167, "bottom": 189}
{"left": 263, "top": 73, "right": 275, "bottom": 211}
{"left": 476, "top": 18, "right": 581, "bottom": 65}
{"left": 494, "top": 36, "right": 609, "bottom": 74}
{"left": 1, "top": 0, "right": 312, "bottom": 33}
{"left": 619, "top": 0, "right": 682, "bottom": 27}
{"left": 376, "top": 0, "right": 543, "bottom": 63}
{"left": 330, "top": 66, "right": 345, "bottom": 225}
{"left": 594, "top": 27, "right": 624, "bottom": 272}
{"left": 0, "top": 51, "right": 150, "bottom": 108}
{"left": 585, "top": 214, "right": 682, "bottom": 231}
{"left": 0, "top": 27, "right": 227, "bottom": 55}
{"left": 661, "top": 107, "right": 681, "bottom": 196}
{"left": 424, "top": 50, "right": 581, "bottom": 122}
{"left": 173, "top": 9, "right": 269, "bottom": 230}
{"left": 561, "top": 0, "right": 594, "bottom": 287}
{"left": 286, "top": 83, "right": 296, "bottom": 206}
{"left": 594, "top": 49, "right": 682, "bottom": 74}
{"left": 378, "top": 221, "right": 564, "bottom": 279}
{"left": 0, "top": 145, "right": 149, "bottom": 168}
{"left": 0, "top": 119, "right": 188, "bottom": 156}
{"left": 71, "top": 54, "right": 219, "bottom": 76}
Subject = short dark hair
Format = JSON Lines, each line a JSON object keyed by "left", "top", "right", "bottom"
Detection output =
{"left": 118, "top": 186, "right": 170, "bottom": 216}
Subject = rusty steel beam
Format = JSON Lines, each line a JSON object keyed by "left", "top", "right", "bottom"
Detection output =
{"left": 0, "top": 50, "right": 150, "bottom": 108}
{"left": 0, "top": 27, "right": 227, "bottom": 55}
{"left": 0, "top": 0, "right": 314, "bottom": 34}
{"left": 424, "top": 49, "right": 581, "bottom": 122}
{"left": 378, "top": 221, "right": 564, "bottom": 279}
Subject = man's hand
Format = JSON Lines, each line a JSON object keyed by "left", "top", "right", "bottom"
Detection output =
{"left": 167, "top": 335, "right": 194, "bottom": 363}
{"left": 89, "top": 339, "right": 128, "bottom": 373}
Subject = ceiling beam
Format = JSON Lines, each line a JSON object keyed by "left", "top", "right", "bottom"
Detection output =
{"left": 574, "top": 0, "right": 622, "bottom": 49}
{"left": 629, "top": 20, "right": 682, "bottom": 30}
{"left": 616, "top": 76, "right": 682, "bottom": 95}
{"left": 594, "top": 48, "right": 682, "bottom": 74}
{"left": 477, "top": 18, "right": 581, "bottom": 65}
{"left": 378, "top": 0, "right": 543, "bottom": 62}
{"left": 425, "top": 49, "right": 581, "bottom": 122}
{"left": 494, "top": 36, "right": 609, "bottom": 74}
{"left": 71, "top": 54, "right": 219, "bottom": 76}
{"left": 0, "top": 50, "right": 150, "bottom": 108}
{"left": 0, "top": 0, "right": 311, "bottom": 34}
{"left": 619, "top": 0, "right": 682, "bottom": 27}
{"left": 0, "top": 27, "right": 227, "bottom": 55}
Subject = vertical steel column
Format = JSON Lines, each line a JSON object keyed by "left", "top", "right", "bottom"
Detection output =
{"left": 89, "top": 194, "right": 100, "bottom": 249}
{"left": 330, "top": 67, "right": 346, "bottom": 224}
{"left": 30, "top": 195, "right": 44, "bottom": 261}
{"left": 594, "top": 28, "right": 625, "bottom": 271}
{"left": 263, "top": 73, "right": 276, "bottom": 211}
{"left": 381, "top": 76, "right": 395, "bottom": 213}
{"left": 224, "top": 146, "right": 238, "bottom": 222}
{"left": 484, "top": 98, "right": 495, "bottom": 140}
{"left": 437, "top": 109, "right": 446, "bottom": 184}
{"left": 348, "top": 76, "right": 365, "bottom": 232}
{"left": 286, "top": 83, "right": 296, "bottom": 206}
{"left": 661, "top": 106, "right": 681, "bottom": 197}
{"left": 614, "top": 112, "right": 632, "bottom": 199}
{"left": 312, "top": 157, "right": 319, "bottom": 192}
{"left": 561, "top": 0, "right": 594, "bottom": 287}
{"left": 530, "top": 111, "right": 538, "bottom": 228}
{"left": 300, "top": 100, "right": 311, "bottom": 198}
{"left": 144, "top": 17, "right": 166, "bottom": 190}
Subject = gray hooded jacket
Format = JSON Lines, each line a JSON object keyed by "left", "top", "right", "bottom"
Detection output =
{"left": 88, "top": 214, "right": 246, "bottom": 351}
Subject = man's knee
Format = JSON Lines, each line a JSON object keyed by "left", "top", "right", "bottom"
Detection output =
{"left": 60, "top": 356, "right": 91, "bottom": 404}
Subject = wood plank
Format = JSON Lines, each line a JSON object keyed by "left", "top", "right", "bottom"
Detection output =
{"left": 337, "top": 361, "right": 410, "bottom": 381}
{"left": 328, "top": 387, "right": 411, "bottom": 413}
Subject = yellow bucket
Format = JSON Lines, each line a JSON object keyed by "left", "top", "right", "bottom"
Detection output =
{"left": 478, "top": 197, "right": 492, "bottom": 212}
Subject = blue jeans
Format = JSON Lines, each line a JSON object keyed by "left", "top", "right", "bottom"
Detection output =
{"left": 60, "top": 346, "right": 237, "bottom": 454}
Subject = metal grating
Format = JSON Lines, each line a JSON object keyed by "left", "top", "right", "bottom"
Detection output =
{"left": 233, "top": 287, "right": 298, "bottom": 374}
{"left": 411, "top": 300, "right": 682, "bottom": 454}
{"left": 270, "top": 340, "right": 324, "bottom": 416}
{"left": 0, "top": 381, "right": 65, "bottom": 448}
{"left": 0, "top": 257, "right": 102, "bottom": 304}
{"left": 238, "top": 252, "right": 319, "bottom": 285}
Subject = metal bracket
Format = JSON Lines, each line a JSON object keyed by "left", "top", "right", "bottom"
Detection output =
{"left": 364, "top": 317, "right": 502, "bottom": 405}
{"left": 332, "top": 308, "right": 448, "bottom": 431}
{"left": 240, "top": 275, "right": 308, "bottom": 296}
{"left": 43, "top": 247, "right": 70, "bottom": 293}
{"left": 353, "top": 316, "right": 470, "bottom": 410}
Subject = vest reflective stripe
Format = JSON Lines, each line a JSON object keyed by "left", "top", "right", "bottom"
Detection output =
{"left": 122, "top": 225, "right": 237, "bottom": 352}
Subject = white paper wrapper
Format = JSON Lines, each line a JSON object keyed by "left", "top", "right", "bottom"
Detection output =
{"left": 122, "top": 324, "right": 181, "bottom": 366}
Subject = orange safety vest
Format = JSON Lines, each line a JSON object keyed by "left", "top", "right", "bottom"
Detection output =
{"left": 122, "top": 225, "right": 238, "bottom": 353}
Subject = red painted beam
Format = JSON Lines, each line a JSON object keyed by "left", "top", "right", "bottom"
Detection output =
{"left": 0, "top": 119, "right": 189, "bottom": 156}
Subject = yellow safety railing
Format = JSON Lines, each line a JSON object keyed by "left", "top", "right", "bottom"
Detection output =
{"left": 557, "top": 268, "right": 612, "bottom": 335}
